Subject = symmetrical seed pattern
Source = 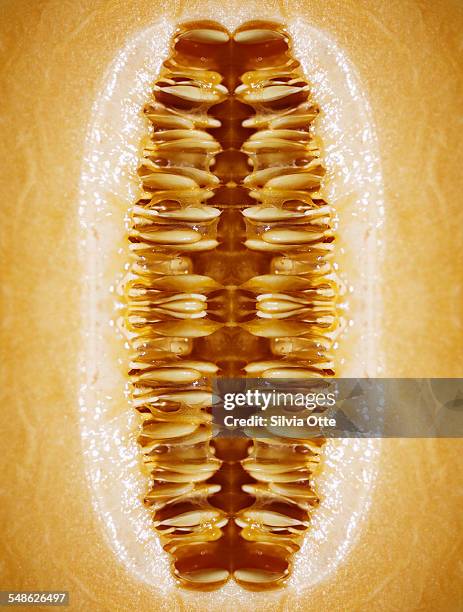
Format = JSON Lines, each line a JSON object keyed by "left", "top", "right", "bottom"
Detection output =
{"left": 125, "top": 21, "right": 339, "bottom": 590}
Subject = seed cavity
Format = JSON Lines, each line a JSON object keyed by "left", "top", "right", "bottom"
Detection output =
{"left": 124, "top": 19, "right": 339, "bottom": 591}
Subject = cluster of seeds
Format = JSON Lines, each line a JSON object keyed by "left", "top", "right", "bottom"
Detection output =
{"left": 125, "top": 21, "right": 339, "bottom": 590}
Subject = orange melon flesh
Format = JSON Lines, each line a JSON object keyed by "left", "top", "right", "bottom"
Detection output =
{"left": 1, "top": 0, "right": 462, "bottom": 610}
